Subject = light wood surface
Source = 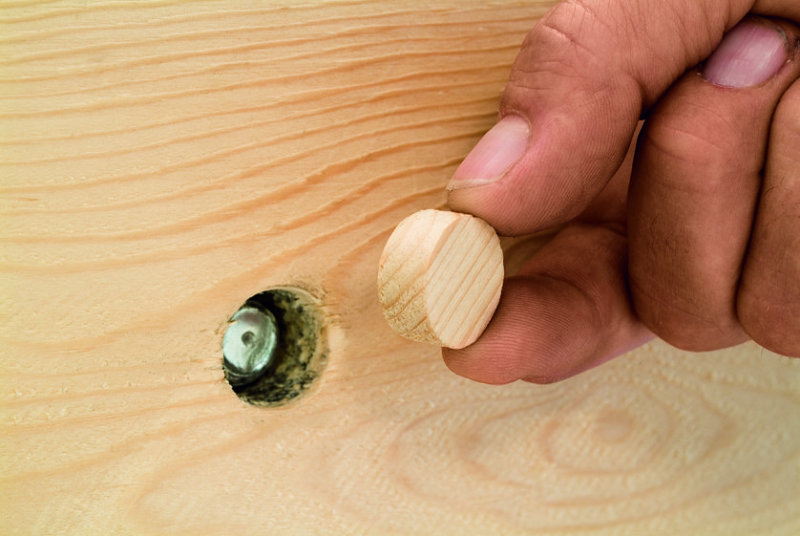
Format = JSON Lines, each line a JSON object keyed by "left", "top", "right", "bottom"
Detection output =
{"left": 378, "top": 209, "right": 503, "bottom": 349}
{"left": 1, "top": 1, "right": 799, "bottom": 535}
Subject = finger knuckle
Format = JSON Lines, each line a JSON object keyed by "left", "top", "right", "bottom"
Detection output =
{"left": 739, "top": 268, "right": 800, "bottom": 358}
{"left": 511, "top": 0, "right": 607, "bottom": 86}
{"left": 536, "top": 0, "right": 599, "bottom": 52}
{"left": 630, "top": 277, "right": 746, "bottom": 351}
{"left": 645, "top": 108, "right": 740, "bottom": 166}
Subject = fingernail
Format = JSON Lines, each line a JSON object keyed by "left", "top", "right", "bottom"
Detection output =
{"left": 702, "top": 18, "right": 790, "bottom": 88}
{"left": 447, "top": 115, "right": 529, "bottom": 191}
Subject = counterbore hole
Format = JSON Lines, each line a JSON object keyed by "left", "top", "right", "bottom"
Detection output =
{"left": 222, "top": 287, "right": 327, "bottom": 407}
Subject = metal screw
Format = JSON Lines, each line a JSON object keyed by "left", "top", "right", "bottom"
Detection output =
{"left": 222, "top": 306, "right": 278, "bottom": 387}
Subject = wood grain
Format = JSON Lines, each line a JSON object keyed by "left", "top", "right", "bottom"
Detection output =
{"left": 1, "top": 1, "right": 799, "bottom": 535}
{"left": 378, "top": 209, "right": 503, "bottom": 349}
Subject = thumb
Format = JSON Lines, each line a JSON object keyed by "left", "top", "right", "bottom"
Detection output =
{"left": 446, "top": 0, "right": 791, "bottom": 235}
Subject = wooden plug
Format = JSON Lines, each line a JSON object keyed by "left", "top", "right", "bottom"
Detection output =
{"left": 377, "top": 209, "right": 504, "bottom": 349}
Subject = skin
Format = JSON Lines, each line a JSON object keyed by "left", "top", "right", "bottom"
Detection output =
{"left": 443, "top": 0, "right": 800, "bottom": 384}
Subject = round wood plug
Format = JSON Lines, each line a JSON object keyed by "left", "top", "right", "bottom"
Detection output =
{"left": 377, "top": 209, "right": 504, "bottom": 349}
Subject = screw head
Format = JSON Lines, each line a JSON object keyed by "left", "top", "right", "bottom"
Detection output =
{"left": 222, "top": 306, "right": 278, "bottom": 386}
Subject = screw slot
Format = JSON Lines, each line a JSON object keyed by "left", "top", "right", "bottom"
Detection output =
{"left": 222, "top": 287, "right": 327, "bottom": 407}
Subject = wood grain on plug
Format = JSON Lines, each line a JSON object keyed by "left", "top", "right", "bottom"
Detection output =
{"left": 378, "top": 210, "right": 503, "bottom": 348}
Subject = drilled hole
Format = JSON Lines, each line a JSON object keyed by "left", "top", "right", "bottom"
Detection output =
{"left": 222, "top": 287, "right": 327, "bottom": 407}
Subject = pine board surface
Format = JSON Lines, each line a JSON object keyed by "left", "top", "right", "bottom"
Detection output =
{"left": 1, "top": 1, "right": 799, "bottom": 534}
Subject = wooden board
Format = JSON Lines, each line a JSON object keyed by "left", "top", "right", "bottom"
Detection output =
{"left": 1, "top": 1, "right": 798, "bottom": 534}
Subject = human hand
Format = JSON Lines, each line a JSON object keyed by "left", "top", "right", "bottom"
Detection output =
{"left": 442, "top": 0, "right": 800, "bottom": 384}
